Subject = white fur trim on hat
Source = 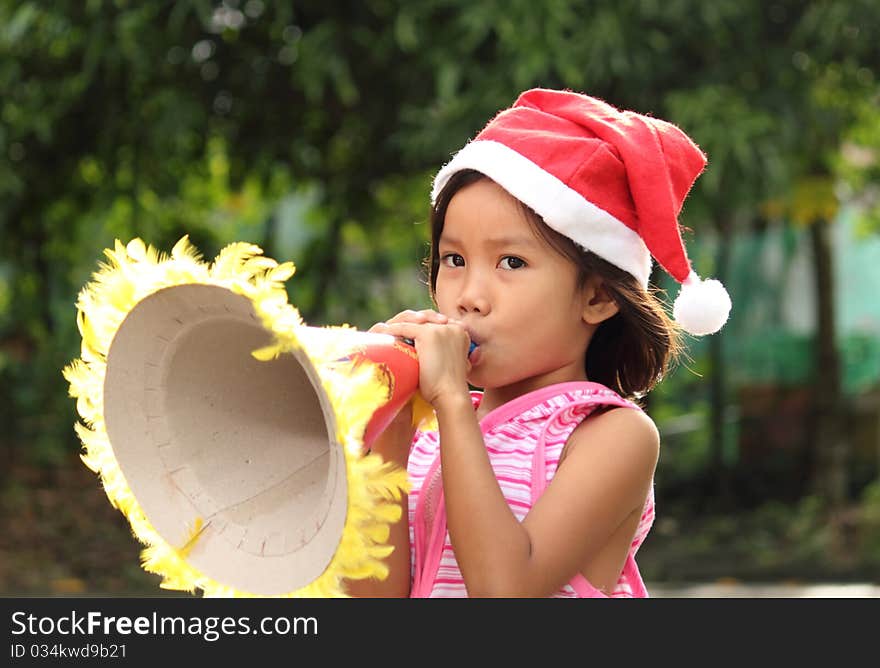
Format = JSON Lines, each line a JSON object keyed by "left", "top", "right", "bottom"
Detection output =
{"left": 672, "top": 271, "right": 732, "bottom": 336}
{"left": 431, "top": 139, "right": 653, "bottom": 288}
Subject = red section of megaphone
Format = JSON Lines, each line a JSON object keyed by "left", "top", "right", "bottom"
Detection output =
{"left": 345, "top": 335, "right": 476, "bottom": 447}
{"left": 351, "top": 337, "right": 421, "bottom": 447}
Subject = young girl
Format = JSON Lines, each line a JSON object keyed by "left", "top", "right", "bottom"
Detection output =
{"left": 347, "top": 88, "right": 731, "bottom": 598}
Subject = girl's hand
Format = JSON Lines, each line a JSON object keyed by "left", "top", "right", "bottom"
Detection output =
{"left": 370, "top": 310, "right": 472, "bottom": 409}
{"left": 368, "top": 309, "right": 451, "bottom": 332}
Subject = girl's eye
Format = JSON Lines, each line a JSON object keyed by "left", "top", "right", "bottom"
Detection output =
{"left": 498, "top": 256, "right": 526, "bottom": 270}
{"left": 442, "top": 253, "right": 465, "bottom": 267}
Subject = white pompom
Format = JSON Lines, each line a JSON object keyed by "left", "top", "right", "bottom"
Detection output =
{"left": 672, "top": 272, "right": 732, "bottom": 336}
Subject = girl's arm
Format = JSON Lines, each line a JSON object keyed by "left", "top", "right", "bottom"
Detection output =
{"left": 343, "top": 310, "right": 450, "bottom": 597}
{"left": 436, "top": 395, "right": 658, "bottom": 597}
{"left": 342, "top": 402, "right": 414, "bottom": 597}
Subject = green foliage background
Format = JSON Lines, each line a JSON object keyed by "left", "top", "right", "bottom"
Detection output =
{"left": 2, "top": 0, "right": 880, "bottom": 593}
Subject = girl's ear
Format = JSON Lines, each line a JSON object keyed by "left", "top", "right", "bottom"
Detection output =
{"left": 581, "top": 275, "right": 620, "bottom": 325}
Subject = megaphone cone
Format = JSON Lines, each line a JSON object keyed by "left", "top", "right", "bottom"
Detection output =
{"left": 64, "top": 237, "right": 420, "bottom": 597}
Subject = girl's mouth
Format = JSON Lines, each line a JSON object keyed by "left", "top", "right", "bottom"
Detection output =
{"left": 464, "top": 326, "right": 481, "bottom": 347}
{"left": 467, "top": 344, "right": 482, "bottom": 366}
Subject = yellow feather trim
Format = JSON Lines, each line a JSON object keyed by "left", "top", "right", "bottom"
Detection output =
{"left": 63, "top": 235, "right": 410, "bottom": 598}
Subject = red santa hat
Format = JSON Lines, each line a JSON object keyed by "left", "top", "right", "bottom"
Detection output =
{"left": 431, "top": 88, "right": 731, "bottom": 336}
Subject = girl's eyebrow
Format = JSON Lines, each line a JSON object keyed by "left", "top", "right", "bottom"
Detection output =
{"left": 440, "top": 234, "right": 539, "bottom": 249}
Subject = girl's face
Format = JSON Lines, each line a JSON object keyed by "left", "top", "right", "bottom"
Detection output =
{"left": 435, "top": 178, "right": 594, "bottom": 394}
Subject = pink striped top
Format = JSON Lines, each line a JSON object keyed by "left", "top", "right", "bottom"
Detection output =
{"left": 407, "top": 381, "right": 655, "bottom": 598}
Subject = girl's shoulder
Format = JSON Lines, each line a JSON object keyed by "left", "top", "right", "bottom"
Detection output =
{"left": 563, "top": 398, "right": 660, "bottom": 473}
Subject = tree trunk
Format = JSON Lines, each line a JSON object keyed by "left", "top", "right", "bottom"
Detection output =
{"left": 808, "top": 218, "right": 848, "bottom": 511}
{"left": 709, "top": 216, "right": 733, "bottom": 504}
{"left": 262, "top": 211, "right": 279, "bottom": 261}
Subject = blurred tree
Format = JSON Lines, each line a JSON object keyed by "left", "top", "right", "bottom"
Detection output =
{"left": 1, "top": 0, "right": 879, "bottom": 500}
{"left": 760, "top": 3, "right": 880, "bottom": 513}
{"left": 658, "top": 1, "right": 880, "bottom": 507}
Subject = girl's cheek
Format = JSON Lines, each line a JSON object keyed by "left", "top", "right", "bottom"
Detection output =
{"left": 432, "top": 291, "right": 455, "bottom": 315}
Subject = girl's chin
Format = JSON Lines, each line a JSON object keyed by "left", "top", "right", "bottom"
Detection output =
{"left": 466, "top": 367, "right": 509, "bottom": 392}
{"left": 465, "top": 366, "right": 488, "bottom": 389}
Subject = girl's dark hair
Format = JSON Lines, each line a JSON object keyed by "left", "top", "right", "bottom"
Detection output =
{"left": 427, "top": 169, "right": 683, "bottom": 400}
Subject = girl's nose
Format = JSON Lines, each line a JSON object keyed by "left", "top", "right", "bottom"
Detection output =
{"left": 457, "top": 274, "right": 491, "bottom": 315}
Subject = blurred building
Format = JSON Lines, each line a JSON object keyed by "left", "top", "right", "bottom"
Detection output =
{"left": 719, "top": 208, "right": 880, "bottom": 490}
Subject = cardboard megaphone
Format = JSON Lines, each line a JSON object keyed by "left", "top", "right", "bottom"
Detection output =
{"left": 64, "top": 237, "right": 430, "bottom": 597}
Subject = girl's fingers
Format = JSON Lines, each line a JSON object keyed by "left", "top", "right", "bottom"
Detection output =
{"left": 377, "top": 321, "right": 420, "bottom": 340}
{"left": 370, "top": 310, "right": 446, "bottom": 334}
{"left": 382, "top": 321, "right": 470, "bottom": 349}
{"left": 386, "top": 309, "right": 448, "bottom": 325}
{"left": 367, "top": 309, "right": 452, "bottom": 339}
